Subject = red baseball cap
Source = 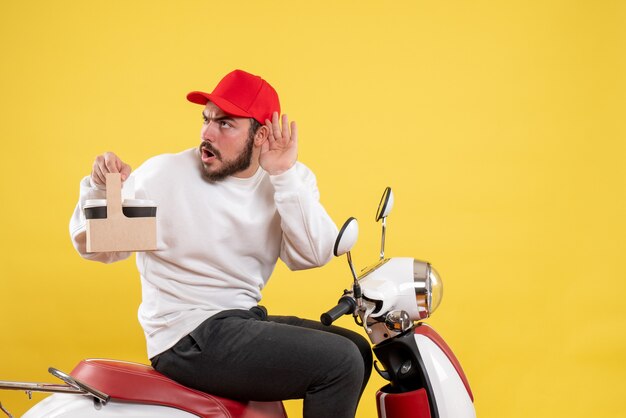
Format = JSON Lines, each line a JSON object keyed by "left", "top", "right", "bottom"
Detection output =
{"left": 187, "top": 70, "right": 281, "bottom": 124}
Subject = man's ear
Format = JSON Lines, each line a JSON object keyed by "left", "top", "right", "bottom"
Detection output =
{"left": 254, "top": 125, "right": 269, "bottom": 146}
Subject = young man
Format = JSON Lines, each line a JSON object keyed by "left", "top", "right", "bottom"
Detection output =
{"left": 70, "top": 69, "right": 372, "bottom": 418}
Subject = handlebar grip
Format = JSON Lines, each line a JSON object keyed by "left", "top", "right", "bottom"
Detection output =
{"left": 320, "top": 297, "right": 356, "bottom": 326}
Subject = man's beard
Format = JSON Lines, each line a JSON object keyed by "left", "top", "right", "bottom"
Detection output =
{"left": 199, "top": 132, "right": 255, "bottom": 182}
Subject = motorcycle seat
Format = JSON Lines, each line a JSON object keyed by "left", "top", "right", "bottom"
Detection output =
{"left": 70, "top": 359, "right": 286, "bottom": 418}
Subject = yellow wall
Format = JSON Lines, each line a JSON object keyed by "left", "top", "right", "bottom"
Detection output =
{"left": 1, "top": 1, "right": 625, "bottom": 417}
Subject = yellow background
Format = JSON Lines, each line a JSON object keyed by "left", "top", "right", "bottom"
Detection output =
{"left": 1, "top": 1, "right": 625, "bottom": 417}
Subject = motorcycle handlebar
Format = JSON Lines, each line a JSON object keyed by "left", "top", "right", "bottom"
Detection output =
{"left": 320, "top": 296, "right": 357, "bottom": 326}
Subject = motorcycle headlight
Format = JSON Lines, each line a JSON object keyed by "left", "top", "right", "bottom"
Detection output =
{"left": 414, "top": 260, "right": 443, "bottom": 319}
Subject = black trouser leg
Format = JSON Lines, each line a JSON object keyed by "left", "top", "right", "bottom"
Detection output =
{"left": 152, "top": 308, "right": 373, "bottom": 418}
{"left": 267, "top": 314, "right": 373, "bottom": 398}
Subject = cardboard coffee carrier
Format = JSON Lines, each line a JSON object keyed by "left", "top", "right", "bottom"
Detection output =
{"left": 85, "top": 173, "right": 157, "bottom": 252}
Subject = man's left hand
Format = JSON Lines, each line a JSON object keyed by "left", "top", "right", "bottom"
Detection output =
{"left": 259, "top": 112, "right": 298, "bottom": 175}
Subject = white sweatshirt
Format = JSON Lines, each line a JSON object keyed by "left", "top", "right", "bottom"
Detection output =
{"left": 69, "top": 148, "right": 338, "bottom": 358}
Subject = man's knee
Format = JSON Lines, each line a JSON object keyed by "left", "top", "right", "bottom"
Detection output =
{"left": 352, "top": 333, "right": 373, "bottom": 362}
{"left": 319, "top": 335, "right": 365, "bottom": 385}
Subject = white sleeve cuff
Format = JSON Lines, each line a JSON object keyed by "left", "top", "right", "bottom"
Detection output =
{"left": 268, "top": 164, "right": 302, "bottom": 193}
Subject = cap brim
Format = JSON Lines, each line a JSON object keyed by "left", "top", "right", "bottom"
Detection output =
{"left": 186, "top": 91, "right": 253, "bottom": 119}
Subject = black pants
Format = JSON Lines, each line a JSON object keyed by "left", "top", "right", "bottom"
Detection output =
{"left": 151, "top": 307, "right": 373, "bottom": 418}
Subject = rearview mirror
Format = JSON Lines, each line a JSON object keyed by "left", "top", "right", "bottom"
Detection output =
{"left": 375, "top": 187, "right": 394, "bottom": 221}
{"left": 333, "top": 217, "right": 359, "bottom": 257}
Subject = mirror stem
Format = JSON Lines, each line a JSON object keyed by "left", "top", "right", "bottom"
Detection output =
{"left": 346, "top": 251, "right": 362, "bottom": 307}
{"left": 346, "top": 251, "right": 358, "bottom": 282}
{"left": 379, "top": 217, "right": 387, "bottom": 260}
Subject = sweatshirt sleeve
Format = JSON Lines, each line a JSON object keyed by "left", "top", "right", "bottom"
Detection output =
{"left": 270, "top": 163, "right": 338, "bottom": 270}
{"left": 69, "top": 176, "right": 132, "bottom": 264}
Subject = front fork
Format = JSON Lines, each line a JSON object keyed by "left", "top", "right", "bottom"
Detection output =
{"left": 372, "top": 327, "right": 440, "bottom": 418}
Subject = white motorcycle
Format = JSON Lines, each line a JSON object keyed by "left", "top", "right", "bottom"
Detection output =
{"left": 321, "top": 187, "right": 476, "bottom": 418}
{"left": 0, "top": 187, "right": 475, "bottom": 418}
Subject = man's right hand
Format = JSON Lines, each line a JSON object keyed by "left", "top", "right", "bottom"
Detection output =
{"left": 91, "top": 152, "right": 132, "bottom": 188}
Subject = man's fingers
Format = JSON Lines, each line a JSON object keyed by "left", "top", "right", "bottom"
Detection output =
{"left": 281, "top": 114, "right": 290, "bottom": 141}
{"left": 290, "top": 121, "right": 298, "bottom": 145}
{"left": 271, "top": 112, "right": 282, "bottom": 141}
{"left": 120, "top": 163, "right": 132, "bottom": 181}
{"left": 265, "top": 119, "right": 275, "bottom": 142}
{"left": 265, "top": 113, "right": 296, "bottom": 148}
{"left": 104, "top": 152, "right": 122, "bottom": 173}
{"left": 91, "top": 165, "right": 106, "bottom": 186}
{"left": 258, "top": 114, "right": 299, "bottom": 174}
{"left": 92, "top": 156, "right": 107, "bottom": 184}
{"left": 91, "top": 152, "right": 131, "bottom": 186}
